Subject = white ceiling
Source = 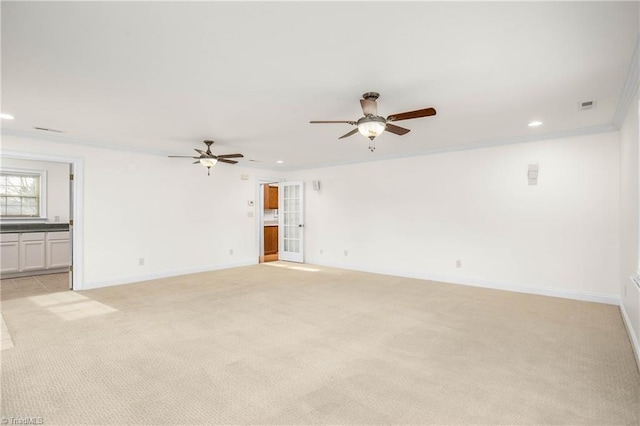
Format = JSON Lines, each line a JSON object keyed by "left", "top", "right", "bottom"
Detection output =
{"left": 2, "top": 2, "right": 638, "bottom": 171}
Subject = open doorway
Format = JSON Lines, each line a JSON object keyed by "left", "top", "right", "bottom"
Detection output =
{"left": 260, "top": 182, "right": 279, "bottom": 263}
{"left": 0, "top": 158, "right": 72, "bottom": 292}
{"left": 1, "top": 151, "right": 83, "bottom": 291}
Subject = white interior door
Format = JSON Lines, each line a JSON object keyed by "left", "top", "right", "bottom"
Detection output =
{"left": 278, "top": 181, "right": 304, "bottom": 263}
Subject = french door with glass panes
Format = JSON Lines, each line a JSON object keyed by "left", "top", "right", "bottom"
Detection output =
{"left": 278, "top": 181, "right": 304, "bottom": 263}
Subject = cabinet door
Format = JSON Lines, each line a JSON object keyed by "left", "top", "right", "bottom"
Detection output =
{"left": 1, "top": 241, "right": 20, "bottom": 274}
{"left": 47, "top": 239, "right": 70, "bottom": 269}
{"left": 269, "top": 186, "right": 279, "bottom": 209}
{"left": 20, "top": 240, "right": 46, "bottom": 271}
{"left": 263, "top": 184, "right": 270, "bottom": 210}
{"left": 264, "top": 226, "right": 278, "bottom": 255}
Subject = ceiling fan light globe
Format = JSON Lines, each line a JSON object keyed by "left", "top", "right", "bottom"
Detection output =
{"left": 357, "top": 116, "right": 386, "bottom": 139}
{"left": 200, "top": 158, "right": 218, "bottom": 167}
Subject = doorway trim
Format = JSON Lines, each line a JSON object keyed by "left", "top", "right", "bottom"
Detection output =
{"left": 255, "top": 176, "right": 284, "bottom": 263}
{"left": 2, "top": 150, "right": 84, "bottom": 290}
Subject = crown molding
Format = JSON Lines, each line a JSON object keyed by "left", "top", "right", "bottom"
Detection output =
{"left": 3, "top": 123, "right": 617, "bottom": 173}
{"left": 0, "top": 128, "right": 170, "bottom": 157}
{"left": 285, "top": 123, "right": 617, "bottom": 172}
{"left": 613, "top": 35, "right": 640, "bottom": 129}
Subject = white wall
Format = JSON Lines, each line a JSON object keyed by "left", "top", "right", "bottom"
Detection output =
{"left": 619, "top": 91, "right": 640, "bottom": 363}
{"left": 0, "top": 157, "right": 70, "bottom": 222}
{"left": 0, "top": 130, "right": 624, "bottom": 306}
{"left": 1, "top": 134, "right": 269, "bottom": 289}
{"left": 292, "top": 132, "right": 621, "bottom": 303}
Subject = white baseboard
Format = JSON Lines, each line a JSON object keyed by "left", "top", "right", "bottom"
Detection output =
{"left": 621, "top": 301, "right": 640, "bottom": 371}
{"left": 81, "top": 260, "right": 256, "bottom": 290}
{"left": 308, "top": 259, "right": 620, "bottom": 305}
{"left": 83, "top": 258, "right": 620, "bottom": 306}
{"left": 620, "top": 277, "right": 640, "bottom": 371}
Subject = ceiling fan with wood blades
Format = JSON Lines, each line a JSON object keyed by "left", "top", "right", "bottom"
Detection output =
{"left": 168, "top": 140, "right": 244, "bottom": 175}
{"left": 310, "top": 92, "right": 437, "bottom": 151}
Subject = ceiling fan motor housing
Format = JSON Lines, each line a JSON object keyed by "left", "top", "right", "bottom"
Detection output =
{"left": 362, "top": 92, "right": 380, "bottom": 101}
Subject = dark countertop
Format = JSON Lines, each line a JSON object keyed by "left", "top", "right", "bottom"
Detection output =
{"left": 0, "top": 223, "right": 70, "bottom": 234}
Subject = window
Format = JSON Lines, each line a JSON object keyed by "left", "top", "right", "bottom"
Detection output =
{"left": 0, "top": 169, "right": 47, "bottom": 218}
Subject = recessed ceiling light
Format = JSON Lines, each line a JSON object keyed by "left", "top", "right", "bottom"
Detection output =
{"left": 0, "top": 113, "right": 15, "bottom": 120}
{"left": 528, "top": 121, "right": 543, "bottom": 127}
{"left": 276, "top": 160, "right": 284, "bottom": 164}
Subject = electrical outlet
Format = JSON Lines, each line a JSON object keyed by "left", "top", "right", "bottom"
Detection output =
{"left": 54, "top": 215, "right": 60, "bottom": 222}
{"left": 139, "top": 258, "right": 145, "bottom": 266}
{"left": 320, "top": 249, "right": 323, "bottom": 255}
{"left": 344, "top": 250, "right": 348, "bottom": 256}
{"left": 456, "top": 260, "right": 462, "bottom": 268}
{"left": 229, "top": 249, "right": 234, "bottom": 255}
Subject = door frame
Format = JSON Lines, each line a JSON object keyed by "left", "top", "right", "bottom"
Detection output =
{"left": 255, "top": 176, "right": 284, "bottom": 263}
{"left": 1, "top": 150, "right": 84, "bottom": 290}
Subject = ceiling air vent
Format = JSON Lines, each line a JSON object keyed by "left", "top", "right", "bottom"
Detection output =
{"left": 34, "top": 126, "right": 64, "bottom": 133}
{"left": 578, "top": 100, "right": 596, "bottom": 111}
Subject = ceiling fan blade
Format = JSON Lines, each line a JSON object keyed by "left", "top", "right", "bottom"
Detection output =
{"left": 385, "top": 123, "right": 411, "bottom": 136}
{"left": 217, "top": 153, "right": 244, "bottom": 159}
{"left": 360, "top": 99, "right": 377, "bottom": 116}
{"left": 387, "top": 107, "right": 437, "bottom": 122}
{"left": 310, "top": 120, "right": 356, "bottom": 125}
{"left": 194, "top": 148, "right": 208, "bottom": 156}
{"left": 169, "top": 155, "right": 200, "bottom": 158}
{"left": 193, "top": 161, "right": 201, "bottom": 164}
{"left": 339, "top": 128, "right": 360, "bottom": 139}
{"left": 217, "top": 158, "right": 238, "bottom": 164}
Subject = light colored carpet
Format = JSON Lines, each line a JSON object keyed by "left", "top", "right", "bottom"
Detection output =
{"left": 1, "top": 263, "right": 639, "bottom": 425}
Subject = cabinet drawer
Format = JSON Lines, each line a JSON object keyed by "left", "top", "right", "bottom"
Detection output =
{"left": 0, "top": 233, "right": 20, "bottom": 243}
{"left": 47, "top": 231, "right": 70, "bottom": 240}
{"left": 21, "top": 232, "right": 45, "bottom": 241}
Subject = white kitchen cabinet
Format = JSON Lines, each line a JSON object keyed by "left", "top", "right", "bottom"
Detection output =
{"left": 0, "top": 234, "right": 20, "bottom": 274}
{"left": 0, "top": 230, "right": 70, "bottom": 277}
{"left": 20, "top": 232, "right": 46, "bottom": 272}
{"left": 46, "top": 231, "right": 70, "bottom": 269}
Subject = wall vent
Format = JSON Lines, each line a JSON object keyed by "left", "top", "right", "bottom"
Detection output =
{"left": 579, "top": 100, "right": 596, "bottom": 111}
{"left": 34, "top": 126, "right": 64, "bottom": 133}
